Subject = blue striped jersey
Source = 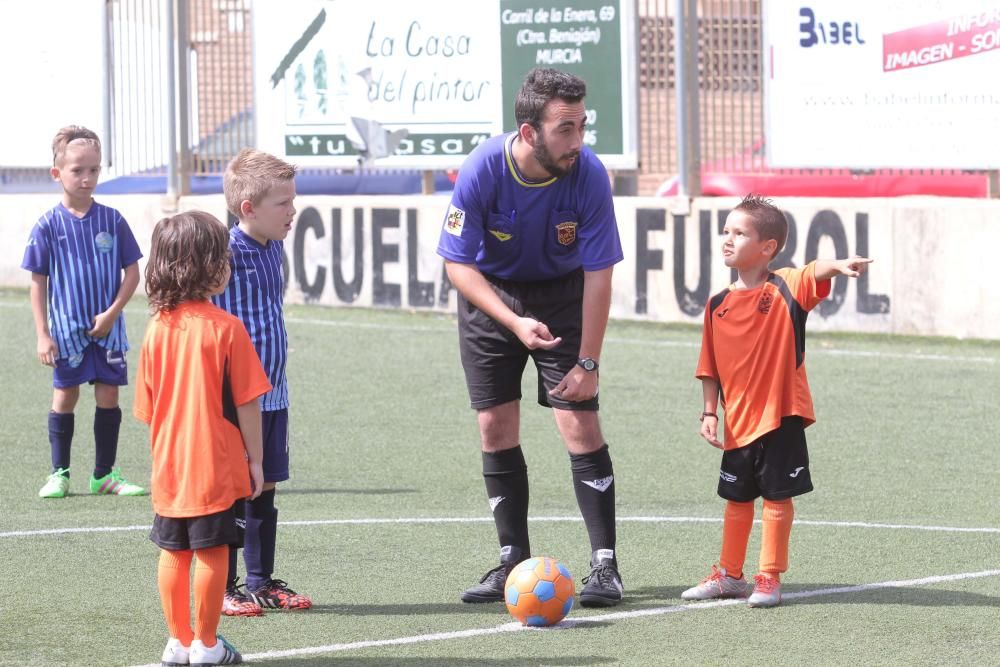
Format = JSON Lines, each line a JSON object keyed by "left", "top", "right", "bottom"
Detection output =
{"left": 21, "top": 201, "right": 142, "bottom": 359}
{"left": 212, "top": 226, "right": 288, "bottom": 411}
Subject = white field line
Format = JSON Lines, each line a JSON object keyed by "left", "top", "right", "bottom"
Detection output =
{"left": 3, "top": 515, "right": 998, "bottom": 539}
{"left": 1, "top": 302, "right": 994, "bottom": 364}
{"left": 129, "top": 568, "right": 1000, "bottom": 666}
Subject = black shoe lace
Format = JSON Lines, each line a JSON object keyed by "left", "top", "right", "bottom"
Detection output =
{"left": 582, "top": 563, "right": 619, "bottom": 588}
{"left": 479, "top": 564, "right": 511, "bottom": 585}
{"left": 265, "top": 578, "right": 296, "bottom": 593}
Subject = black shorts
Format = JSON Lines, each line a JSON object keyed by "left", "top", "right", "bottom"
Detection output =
{"left": 457, "top": 268, "right": 598, "bottom": 412}
{"left": 717, "top": 417, "right": 813, "bottom": 502}
{"left": 149, "top": 500, "right": 245, "bottom": 551}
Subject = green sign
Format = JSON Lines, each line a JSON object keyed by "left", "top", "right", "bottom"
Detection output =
{"left": 499, "top": 1, "right": 629, "bottom": 158}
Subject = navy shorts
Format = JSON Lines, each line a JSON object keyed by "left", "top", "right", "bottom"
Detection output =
{"left": 717, "top": 416, "right": 813, "bottom": 502}
{"left": 53, "top": 343, "right": 128, "bottom": 388}
{"left": 150, "top": 500, "right": 245, "bottom": 551}
{"left": 263, "top": 408, "right": 290, "bottom": 483}
{"left": 457, "top": 268, "right": 598, "bottom": 412}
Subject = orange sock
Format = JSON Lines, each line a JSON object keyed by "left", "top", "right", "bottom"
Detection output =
{"left": 192, "top": 544, "right": 229, "bottom": 645}
{"left": 760, "top": 498, "right": 794, "bottom": 581}
{"left": 719, "top": 500, "right": 754, "bottom": 578}
{"left": 158, "top": 549, "right": 194, "bottom": 646}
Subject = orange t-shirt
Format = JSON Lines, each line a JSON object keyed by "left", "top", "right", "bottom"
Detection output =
{"left": 696, "top": 262, "right": 831, "bottom": 450}
{"left": 134, "top": 300, "right": 271, "bottom": 517}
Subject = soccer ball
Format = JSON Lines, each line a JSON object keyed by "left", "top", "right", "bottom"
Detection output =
{"left": 504, "top": 556, "right": 575, "bottom": 627}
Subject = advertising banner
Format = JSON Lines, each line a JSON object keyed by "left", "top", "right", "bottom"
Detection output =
{"left": 254, "top": 0, "right": 636, "bottom": 169}
{"left": 764, "top": 1, "right": 1000, "bottom": 168}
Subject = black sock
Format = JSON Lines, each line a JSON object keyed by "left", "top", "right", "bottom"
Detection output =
{"left": 482, "top": 446, "right": 530, "bottom": 561}
{"left": 228, "top": 546, "right": 239, "bottom": 588}
{"left": 245, "top": 489, "right": 277, "bottom": 591}
{"left": 570, "top": 444, "right": 617, "bottom": 560}
{"left": 93, "top": 406, "right": 121, "bottom": 478}
{"left": 48, "top": 411, "right": 74, "bottom": 475}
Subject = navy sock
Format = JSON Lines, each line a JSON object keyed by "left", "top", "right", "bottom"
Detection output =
{"left": 93, "top": 406, "right": 121, "bottom": 479}
{"left": 570, "top": 444, "right": 617, "bottom": 558}
{"left": 227, "top": 545, "right": 240, "bottom": 588}
{"left": 482, "top": 446, "right": 530, "bottom": 561}
{"left": 245, "top": 489, "right": 277, "bottom": 591}
{"left": 48, "top": 411, "right": 74, "bottom": 475}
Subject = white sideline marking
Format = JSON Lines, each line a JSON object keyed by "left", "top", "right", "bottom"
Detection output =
{"left": 3, "top": 515, "right": 998, "bottom": 539}
{"left": 1, "top": 303, "right": 994, "bottom": 364}
{"left": 129, "top": 568, "right": 1000, "bottom": 666}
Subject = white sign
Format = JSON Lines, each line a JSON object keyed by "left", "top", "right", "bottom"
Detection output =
{"left": 764, "top": 0, "right": 1000, "bottom": 169}
{"left": 254, "top": 0, "right": 503, "bottom": 169}
{"left": 0, "top": 0, "right": 105, "bottom": 168}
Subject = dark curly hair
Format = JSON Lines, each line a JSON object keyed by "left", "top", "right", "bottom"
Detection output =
{"left": 514, "top": 68, "right": 587, "bottom": 129}
{"left": 145, "top": 211, "right": 231, "bottom": 312}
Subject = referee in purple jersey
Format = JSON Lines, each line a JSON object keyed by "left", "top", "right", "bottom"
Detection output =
{"left": 437, "top": 69, "right": 625, "bottom": 607}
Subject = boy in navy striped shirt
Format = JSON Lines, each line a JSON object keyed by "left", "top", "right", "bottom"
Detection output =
{"left": 22, "top": 126, "right": 146, "bottom": 499}
{"left": 212, "top": 149, "right": 312, "bottom": 615}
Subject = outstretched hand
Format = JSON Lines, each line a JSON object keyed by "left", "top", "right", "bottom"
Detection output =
{"left": 511, "top": 316, "right": 562, "bottom": 350}
{"left": 836, "top": 256, "right": 873, "bottom": 278}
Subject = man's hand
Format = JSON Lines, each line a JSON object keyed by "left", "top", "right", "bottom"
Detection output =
{"left": 87, "top": 310, "right": 116, "bottom": 339}
{"left": 549, "top": 365, "right": 598, "bottom": 402}
{"left": 37, "top": 335, "right": 58, "bottom": 367}
{"left": 511, "top": 316, "right": 562, "bottom": 350}
{"left": 700, "top": 416, "right": 724, "bottom": 449}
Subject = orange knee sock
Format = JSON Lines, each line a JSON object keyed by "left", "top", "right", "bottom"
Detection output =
{"left": 158, "top": 549, "right": 194, "bottom": 646}
{"left": 760, "top": 498, "right": 794, "bottom": 580}
{"left": 192, "top": 544, "right": 229, "bottom": 645}
{"left": 719, "top": 500, "right": 754, "bottom": 578}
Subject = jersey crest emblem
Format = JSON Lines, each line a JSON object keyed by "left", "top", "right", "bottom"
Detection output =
{"left": 757, "top": 291, "right": 773, "bottom": 314}
{"left": 489, "top": 229, "right": 512, "bottom": 242}
{"left": 556, "top": 221, "right": 577, "bottom": 246}
{"left": 94, "top": 232, "right": 114, "bottom": 254}
{"left": 444, "top": 205, "right": 465, "bottom": 237}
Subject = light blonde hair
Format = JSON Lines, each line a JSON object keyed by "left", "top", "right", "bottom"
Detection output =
{"left": 223, "top": 148, "right": 297, "bottom": 218}
{"left": 52, "top": 126, "right": 102, "bottom": 166}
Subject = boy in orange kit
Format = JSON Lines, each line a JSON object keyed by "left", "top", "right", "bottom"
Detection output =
{"left": 134, "top": 211, "right": 271, "bottom": 665}
{"left": 685, "top": 194, "right": 872, "bottom": 608}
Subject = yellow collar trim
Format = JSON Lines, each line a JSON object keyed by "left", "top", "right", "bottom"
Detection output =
{"left": 504, "top": 134, "right": 557, "bottom": 188}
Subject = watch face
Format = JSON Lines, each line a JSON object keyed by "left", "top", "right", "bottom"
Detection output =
{"left": 579, "top": 358, "right": 596, "bottom": 371}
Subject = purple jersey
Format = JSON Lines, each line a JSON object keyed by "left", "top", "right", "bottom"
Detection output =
{"left": 21, "top": 202, "right": 142, "bottom": 358}
{"left": 436, "top": 133, "right": 623, "bottom": 281}
{"left": 212, "top": 226, "right": 289, "bottom": 411}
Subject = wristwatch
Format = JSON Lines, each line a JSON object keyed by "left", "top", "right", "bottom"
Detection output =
{"left": 577, "top": 357, "right": 599, "bottom": 372}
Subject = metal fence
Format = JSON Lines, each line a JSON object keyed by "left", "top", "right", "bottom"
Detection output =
{"left": 104, "top": 0, "right": 253, "bottom": 187}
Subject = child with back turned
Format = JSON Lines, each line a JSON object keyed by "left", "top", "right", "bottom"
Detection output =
{"left": 135, "top": 211, "right": 271, "bottom": 665}
{"left": 22, "top": 125, "right": 146, "bottom": 498}
{"left": 685, "top": 193, "right": 872, "bottom": 608}
{"left": 211, "top": 148, "right": 312, "bottom": 615}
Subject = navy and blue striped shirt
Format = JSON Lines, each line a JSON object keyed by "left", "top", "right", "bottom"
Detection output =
{"left": 21, "top": 201, "right": 142, "bottom": 358}
{"left": 212, "top": 226, "right": 288, "bottom": 411}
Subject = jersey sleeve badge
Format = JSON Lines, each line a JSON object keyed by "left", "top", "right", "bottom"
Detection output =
{"left": 444, "top": 205, "right": 466, "bottom": 237}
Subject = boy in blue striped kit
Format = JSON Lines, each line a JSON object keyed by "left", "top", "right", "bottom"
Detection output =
{"left": 213, "top": 148, "right": 313, "bottom": 615}
{"left": 22, "top": 126, "right": 146, "bottom": 499}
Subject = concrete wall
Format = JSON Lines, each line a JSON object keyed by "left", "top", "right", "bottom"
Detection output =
{"left": 2, "top": 194, "right": 996, "bottom": 339}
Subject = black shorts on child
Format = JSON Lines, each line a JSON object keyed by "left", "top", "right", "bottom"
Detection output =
{"left": 717, "top": 416, "right": 813, "bottom": 502}
{"left": 149, "top": 500, "right": 246, "bottom": 551}
{"left": 457, "top": 267, "right": 598, "bottom": 412}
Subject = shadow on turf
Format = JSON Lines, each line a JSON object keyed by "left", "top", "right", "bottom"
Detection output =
{"left": 782, "top": 585, "right": 1000, "bottom": 607}
{"left": 261, "top": 656, "right": 615, "bottom": 666}
{"left": 277, "top": 487, "right": 419, "bottom": 495}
